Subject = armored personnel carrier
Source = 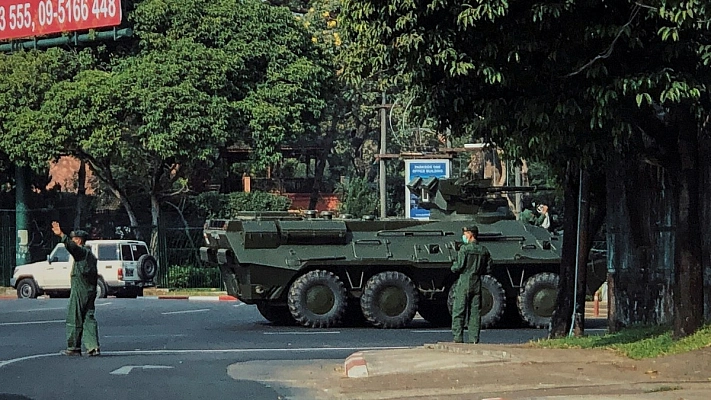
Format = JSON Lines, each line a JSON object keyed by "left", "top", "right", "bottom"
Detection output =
{"left": 200, "top": 176, "right": 561, "bottom": 329}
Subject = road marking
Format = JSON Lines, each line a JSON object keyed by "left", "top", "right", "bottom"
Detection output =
{"left": 110, "top": 365, "right": 174, "bottom": 375}
{"left": 9, "top": 307, "right": 66, "bottom": 312}
{"left": 263, "top": 331, "right": 341, "bottom": 335}
{"left": 410, "top": 329, "right": 452, "bottom": 333}
{"left": 0, "top": 319, "right": 64, "bottom": 326}
{"left": 0, "top": 346, "right": 409, "bottom": 369}
{"left": 233, "top": 303, "right": 245, "bottom": 307}
{"left": 161, "top": 309, "right": 210, "bottom": 315}
{"left": 104, "top": 334, "right": 187, "bottom": 338}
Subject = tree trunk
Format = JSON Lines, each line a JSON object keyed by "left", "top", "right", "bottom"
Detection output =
{"left": 701, "top": 119, "right": 711, "bottom": 322}
{"left": 74, "top": 159, "right": 86, "bottom": 230}
{"left": 309, "top": 122, "right": 336, "bottom": 210}
{"left": 606, "top": 151, "right": 674, "bottom": 332}
{"left": 83, "top": 157, "right": 140, "bottom": 232}
{"left": 672, "top": 124, "right": 704, "bottom": 338}
{"left": 549, "top": 162, "right": 581, "bottom": 338}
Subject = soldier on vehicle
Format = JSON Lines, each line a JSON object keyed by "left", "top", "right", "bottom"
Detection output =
{"left": 51, "top": 222, "right": 101, "bottom": 357}
{"left": 536, "top": 204, "right": 551, "bottom": 230}
{"left": 451, "top": 225, "right": 492, "bottom": 344}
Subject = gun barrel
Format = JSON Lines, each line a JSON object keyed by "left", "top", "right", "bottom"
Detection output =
{"left": 483, "top": 186, "right": 553, "bottom": 193}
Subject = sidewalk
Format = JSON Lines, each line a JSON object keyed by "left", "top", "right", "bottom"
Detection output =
{"left": 334, "top": 341, "right": 711, "bottom": 400}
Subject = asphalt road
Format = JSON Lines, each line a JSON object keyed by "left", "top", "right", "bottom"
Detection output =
{"left": 0, "top": 298, "right": 559, "bottom": 400}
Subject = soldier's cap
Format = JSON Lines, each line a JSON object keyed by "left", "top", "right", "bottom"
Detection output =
{"left": 462, "top": 225, "right": 478, "bottom": 235}
{"left": 69, "top": 230, "right": 89, "bottom": 239}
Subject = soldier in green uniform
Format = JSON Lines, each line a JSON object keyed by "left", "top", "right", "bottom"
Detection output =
{"left": 51, "top": 222, "right": 100, "bottom": 356}
{"left": 519, "top": 207, "right": 536, "bottom": 225}
{"left": 451, "top": 225, "right": 491, "bottom": 344}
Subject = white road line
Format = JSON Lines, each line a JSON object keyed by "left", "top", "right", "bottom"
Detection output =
{"left": 233, "top": 303, "right": 245, "bottom": 307}
{"left": 410, "top": 329, "right": 452, "bottom": 333}
{"left": 0, "top": 346, "right": 409, "bottom": 369}
{"left": 161, "top": 309, "right": 210, "bottom": 315}
{"left": 8, "top": 307, "right": 66, "bottom": 312}
{"left": 97, "top": 302, "right": 112, "bottom": 306}
{"left": 0, "top": 320, "right": 64, "bottom": 326}
{"left": 263, "top": 331, "right": 341, "bottom": 335}
{"left": 103, "top": 334, "right": 188, "bottom": 338}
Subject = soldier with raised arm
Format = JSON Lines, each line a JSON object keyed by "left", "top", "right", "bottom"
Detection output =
{"left": 51, "top": 221, "right": 100, "bottom": 356}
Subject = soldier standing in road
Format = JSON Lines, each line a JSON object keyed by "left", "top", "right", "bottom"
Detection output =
{"left": 51, "top": 222, "right": 101, "bottom": 356}
{"left": 451, "top": 225, "right": 491, "bottom": 344}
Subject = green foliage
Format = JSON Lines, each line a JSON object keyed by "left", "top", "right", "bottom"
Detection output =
{"left": 533, "top": 324, "right": 711, "bottom": 359}
{"left": 336, "top": 176, "right": 378, "bottom": 218}
{"left": 193, "top": 191, "right": 292, "bottom": 218}
{"left": 166, "top": 265, "right": 221, "bottom": 289}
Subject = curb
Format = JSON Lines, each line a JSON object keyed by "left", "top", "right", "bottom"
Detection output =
{"left": 426, "top": 342, "right": 514, "bottom": 359}
{"left": 157, "top": 295, "right": 238, "bottom": 301}
{"left": 344, "top": 352, "right": 369, "bottom": 378}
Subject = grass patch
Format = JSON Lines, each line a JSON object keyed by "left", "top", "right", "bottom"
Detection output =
{"left": 532, "top": 324, "right": 711, "bottom": 359}
{"left": 144, "top": 288, "right": 227, "bottom": 297}
{"left": 645, "top": 386, "right": 682, "bottom": 393}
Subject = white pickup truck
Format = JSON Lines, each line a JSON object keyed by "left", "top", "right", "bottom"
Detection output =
{"left": 10, "top": 240, "right": 158, "bottom": 299}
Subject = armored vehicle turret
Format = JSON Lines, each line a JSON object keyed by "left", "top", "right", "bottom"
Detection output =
{"left": 200, "top": 176, "right": 561, "bottom": 329}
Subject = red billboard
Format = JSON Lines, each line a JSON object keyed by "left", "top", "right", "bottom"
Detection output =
{"left": 0, "top": 0, "right": 122, "bottom": 41}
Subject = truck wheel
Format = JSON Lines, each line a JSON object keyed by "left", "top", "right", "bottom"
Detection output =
{"left": 518, "top": 272, "right": 560, "bottom": 328}
{"left": 16, "top": 278, "right": 39, "bottom": 299}
{"left": 360, "top": 271, "right": 418, "bottom": 328}
{"left": 257, "top": 302, "right": 296, "bottom": 325}
{"left": 288, "top": 270, "right": 347, "bottom": 328}
{"left": 137, "top": 255, "right": 158, "bottom": 281}
{"left": 447, "top": 275, "right": 506, "bottom": 328}
{"left": 96, "top": 278, "right": 108, "bottom": 299}
{"left": 417, "top": 300, "right": 451, "bottom": 327}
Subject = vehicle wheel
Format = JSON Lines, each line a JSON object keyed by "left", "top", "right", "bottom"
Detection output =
{"left": 417, "top": 300, "right": 451, "bottom": 327}
{"left": 360, "top": 271, "right": 418, "bottom": 329}
{"left": 96, "top": 278, "right": 108, "bottom": 299}
{"left": 518, "top": 272, "right": 560, "bottom": 328}
{"left": 447, "top": 275, "right": 506, "bottom": 328}
{"left": 137, "top": 255, "right": 158, "bottom": 281}
{"left": 257, "top": 302, "right": 296, "bottom": 325}
{"left": 288, "top": 270, "right": 347, "bottom": 328}
{"left": 16, "top": 278, "right": 39, "bottom": 299}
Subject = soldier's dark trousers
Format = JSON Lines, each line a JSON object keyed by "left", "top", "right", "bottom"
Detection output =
{"left": 66, "top": 289, "right": 99, "bottom": 352}
{"left": 451, "top": 281, "right": 482, "bottom": 343}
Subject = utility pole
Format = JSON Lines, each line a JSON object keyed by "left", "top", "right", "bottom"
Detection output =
{"left": 15, "top": 165, "right": 30, "bottom": 266}
{"left": 379, "top": 92, "right": 387, "bottom": 219}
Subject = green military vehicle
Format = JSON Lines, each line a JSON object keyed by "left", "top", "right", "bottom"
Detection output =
{"left": 200, "top": 176, "right": 561, "bottom": 329}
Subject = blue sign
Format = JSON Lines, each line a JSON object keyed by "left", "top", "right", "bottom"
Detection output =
{"left": 405, "top": 160, "right": 450, "bottom": 219}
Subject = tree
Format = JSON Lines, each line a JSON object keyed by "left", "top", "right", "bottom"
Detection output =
{"left": 339, "top": 0, "right": 710, "bottom": 337}
{"left": 4, "top": 0, "right": 332, "bottom": 239}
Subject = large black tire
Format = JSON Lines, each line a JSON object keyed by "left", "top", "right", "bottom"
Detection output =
{"left": 96, "top": 278, "right": 108, "bottom": 299}
{"left": 447, "top": 275, "right": 506, "bottom": 328}
{"left": 16, "top": 278, "right": 39, "bottom": 299}
{"left": 137, "top": 254, "right": 158, "bottom": 281}
{"left": 417, "top": 300, "right": 451, "bottom": 327}
{"left": 257, "top": 302, "right": 296, "bottom": 325}
{"left": 517, "top": 272, "right": 560, "bottom": 328}
{"left": 288, "top": 270, "right": 347, "bottom": 328}
{"left": 360, "top": 271, "right": 418, "bottom": 328}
